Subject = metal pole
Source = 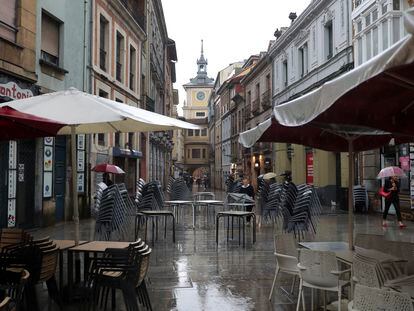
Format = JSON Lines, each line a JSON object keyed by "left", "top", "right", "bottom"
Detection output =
{"left": 348, "top": 139, "right": 354, "bottom": 250}
{"left": 71, "top": 125, "right": 80, "bottom": 245}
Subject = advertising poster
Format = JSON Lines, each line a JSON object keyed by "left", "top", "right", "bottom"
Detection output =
{"left": 77, "top": 150, "right": 85, "bottom": 171}
{"left": 306, "top": 152, "right": 314, "bottom": 185}
{"left": 410, "top": 143, "right": 414, "bottom": 209}
{"left": 44, "top": 146, "right": 53, "bottom": 171}
{"left": 77, "top": 134, "right": 85, "bottom": 150}
{"left": 77, "top": 173, "right": 85, "bottom": 192}
{"left": 7, "top": 200, "right": 16, "bottom": 227}
{"left": 43, "top": 172, "right": 53, "bottom": 198}
{"left": 44, "top": 137, "right": 54, "bottom": 146}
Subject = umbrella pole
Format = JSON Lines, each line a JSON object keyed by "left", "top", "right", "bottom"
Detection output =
{"left": 347, "top": 139, "right": 354, "bottom": 250}
{"left": 71, "top": 125, "right": 80, "bottom": 246}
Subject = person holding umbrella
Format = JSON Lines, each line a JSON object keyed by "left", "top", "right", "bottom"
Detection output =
{"left": 378, "top": 167, "right": 406, "bottom": 228}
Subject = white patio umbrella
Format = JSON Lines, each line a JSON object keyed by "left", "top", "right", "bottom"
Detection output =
{"left": 0, "top": 87, "right": 200, "bottom": 244}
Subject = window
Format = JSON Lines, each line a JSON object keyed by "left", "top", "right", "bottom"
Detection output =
{"left": 114, "top": 133, "right": 120, "bottom": 147}
{"left": 382, "top": 3, "right": 388, "bottom": 14}
{"left": 128, "top": 132, "right": 134, "bottom": 149}
{"left": 98, "top": 90, "right": 108, "bottom": 145}
{"left": 382, "top": 20, "right": 388, "bottom": 50}
{"left": 188, "top": 129, "right": 193, "bottom": 136}
{"left": 357, "top": 37, "right": 363, "bottom": 65}
{"left": 195, "top": 129, "right": 200, "bottom": 136}
{"left": 255, "top": 83, "right": 260, "bottom": 101}
{"left": 201, "top": 128, "right": 207, "bottom": 136}
{"left": 392, "top": 17, "right": 400, "bottom": 43}
{"left": 393, "top": 0, "right": 400, "bottom": 10}
{"left": 324, "top": 21, "right": 333, "bottom": 59}
{"left": 116, "top": 31, "right": 124, "bottom": 82}
{"left": 365, "top": 15, "right": 371, "bottom": 27}
{"left": 0, "top": 0, "right": 17, "bottom": 42}
{"left": 298, "top": 43, "right": 308, "bottom": 77}
{"left": 202, "top": 149, "right": 206, "bottom": 159}
{"left": 282, "top": 60, "right": 288, "bottom": 86}
{"left": 99, "top": 15, "right": 108, "bottom": 71}
{"left": 357, "top": 21, "right": 362, "bottom": 33}
{"left": 129, "top": 46, "right": 136, "bottom": 90}
{"left": 41, "top": 12, "right": 60, "bottom": 66}
{"left": 366, "top": 31, "right": 372, "bottom": 59}
{"left": 195, "top": 111, "right": 205, "bottom": 117}
{"left": 192, "top": 149, "right": 201, "bottom": 159}
{"left": 373, "top": 26, "right": 379, "bottom": 56}
{"left": 372, "top": 9, "right": 378, "bottom": 22}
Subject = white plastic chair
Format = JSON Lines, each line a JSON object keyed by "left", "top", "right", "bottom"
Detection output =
{"left": 268, "top": 234, "right": 300, "bottom": 301}
{"left": 349, "top": 284, "right": 413, "bottom": 311}
{"left": 297, "top": 249, "right": 351, "bottom": 311}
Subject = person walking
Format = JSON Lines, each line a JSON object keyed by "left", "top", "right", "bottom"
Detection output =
{"left": 382, "top": 175, "right": 406, "bottom": 228}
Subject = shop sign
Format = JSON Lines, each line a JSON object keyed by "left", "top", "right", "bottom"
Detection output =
{"left": 0, "top": 82, "right": 33, "bottom": 100}
{"left": 306, "top": 152, "right": 314, "bottom": 185}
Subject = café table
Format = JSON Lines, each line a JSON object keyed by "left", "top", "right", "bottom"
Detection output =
{"left": 52, "top": 239, "right": 87, "bottom": 291}
{"left": 67, "top": 241, "right": 130, "bottom": 298}
{"left": 193, "top": 200, "right": 224, "bottom": 227}
{"left": 164, "top": 200, "right": 194, "bottom": 227}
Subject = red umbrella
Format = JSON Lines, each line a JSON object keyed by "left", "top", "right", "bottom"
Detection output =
{"left": 0, "top": 106, "right": 65, "bottom": 140}
{"left": 92, "top": 163, "right": 125, "bottom": 174}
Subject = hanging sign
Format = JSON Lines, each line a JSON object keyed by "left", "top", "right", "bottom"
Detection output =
{"left": 306, "top": 152, "right": 314, "bottom": 185}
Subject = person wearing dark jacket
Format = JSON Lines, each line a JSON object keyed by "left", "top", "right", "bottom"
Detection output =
{"left": 239, "top": 177, "right": 255, "bottom": 223}
{"left": 383, "top": 176, "right": 406, "bottom": 228}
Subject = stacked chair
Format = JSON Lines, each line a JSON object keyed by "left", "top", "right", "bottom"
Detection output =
{"left": 0, "top": 231, "right": 60, "bottom": 310}
{"left": 94, "top": 183, "right": 136, "bottom": 241}
{"left": 280, "top": 183, "right": 321, "bottom": 239}
{"left": 86, "top": 239, "right": 153, "bottom": 311}
{"left": 167, "top": 178, "right": 192, "bottom": 201}
{"left": 349, "top": 284, "right": 413, "bottom": 311}
{"left": 135, "top": 180, "right": 175, "bottom": 244}
{"left": 92, "top": 182, "right": 108, "bottom": 218}
{"left": 353, "top": 185, "right": 368, "bottom": 213}
{"left": 259, "top": 182, "right": 283, "bottom": 222}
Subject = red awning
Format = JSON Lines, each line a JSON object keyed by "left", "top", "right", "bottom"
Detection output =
{"left": 0, "top": 106, "right": 65, "bottom": 141}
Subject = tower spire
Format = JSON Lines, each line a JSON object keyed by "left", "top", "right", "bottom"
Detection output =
{"left": 201, "top": 39, "right": 204, "bottom": 56}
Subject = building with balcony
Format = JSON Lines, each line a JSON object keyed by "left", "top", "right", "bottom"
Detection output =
{"left": 270, "top": 0, "right": 353, "bottom": 206}
{"left": 241, "top": 52, "right": 272, "bottom": 189}
{"left": 90, "top": 0, "right": 146, "bottom": 195}
{"left": 182, "top": 41, "right": 214, "bottom": 180}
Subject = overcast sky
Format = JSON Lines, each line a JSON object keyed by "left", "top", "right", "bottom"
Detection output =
{"left": 162, "top": 0, "right": 310, "bottom": 114}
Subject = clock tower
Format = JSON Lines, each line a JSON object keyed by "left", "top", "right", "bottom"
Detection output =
{"left": 182, "top": 40, "right": 214, "bottom": 181}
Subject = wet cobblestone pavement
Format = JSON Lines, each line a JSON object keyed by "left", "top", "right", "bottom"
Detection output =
{"left": 30, "top": 194, "right": 414, "bottom": 311}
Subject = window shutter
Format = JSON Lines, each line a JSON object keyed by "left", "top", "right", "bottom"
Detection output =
{"left": 0, "top": 0, "right": 17, "bottom": 41}
{"left": 41, "top": 13, "right": 59, "bottom": 57}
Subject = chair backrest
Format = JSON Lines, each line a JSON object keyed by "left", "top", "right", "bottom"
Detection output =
{"left": 38, "top": 245, "right": 59, "bottom": 283}
{"left": 0, "top": 229, "right": 27, "bottom": 250}
{"left": 274, "top": 234, "right": 298, "bottom": 258}
{"left": 299, "top": 249, "right": 338, "bottom": 287}
{"left": 352, "top": 284, "right": 414, "bottom": 311}
{"left": 352, "top": 253, "right": 384, "bottom": 288}
{"left": 136, "top": 248, "right": 152, "bottom": 287}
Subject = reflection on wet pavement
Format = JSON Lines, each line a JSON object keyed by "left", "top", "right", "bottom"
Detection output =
{"left": 32, "top": 197, "right": 414, "bottom": 310}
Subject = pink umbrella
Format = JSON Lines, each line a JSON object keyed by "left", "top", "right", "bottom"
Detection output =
{"left": 377, "top": 166, "right": 406, "bottom": 179}
{"left": 92, "top": 163, "right": 125, "bottom": 174}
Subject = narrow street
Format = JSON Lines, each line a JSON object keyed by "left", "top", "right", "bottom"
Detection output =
{"left": 31, "top": 207, "right": 413, "bottom": 311}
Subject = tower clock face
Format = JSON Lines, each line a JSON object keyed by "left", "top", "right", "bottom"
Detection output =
{"left": 196, "top": 91, "right": 205, "bottom": 101}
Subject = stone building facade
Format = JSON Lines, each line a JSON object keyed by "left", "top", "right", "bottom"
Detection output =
{"left": 270, "top": 0, "right": 353, "bottom": 206}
